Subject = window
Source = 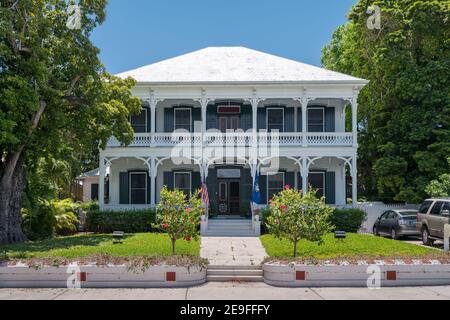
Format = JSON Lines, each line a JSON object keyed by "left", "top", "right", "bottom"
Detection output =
{"left": 267, "top": 172, "right": 285, "bottom": 203}
{"left": 419, "top": 201, "right": 433, "bottom": 214}
{"left": 430, "top": 201, "right": 444, "bottom": 215}
{"left": 129, "top": 172, "right": 147, "bottom": 204}
{"left": 130, "top": 108, "right": 147, "bottom": 133}
{"left": 219, "top": 182, "right": 227, "bottom": 201}
{"left": 174, "top": 108, "right": 192, "bottom": 132}
{"left": 266, "top": 108, "right": 284, "bottom": 132}
{"left": 309, "top": 172, "right": 325, "bottom": 198}
{"left": 442, "top": 202, "right": 450, "bottom": 213}
{"left": 380, "top": 212, "right": 390, "bottom": 220}
{"left": 90, "top": 184, "right": 99, "bottom": 201}
{"left": 174, "top": 172, "right": 191, "bottom": 196}
{"left": 308, "top": 108, "right": 325, "bottom": 132}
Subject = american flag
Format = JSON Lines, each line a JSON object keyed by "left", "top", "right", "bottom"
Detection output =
{"left": 201, "top": 183, "right": 209, "bottom": 207}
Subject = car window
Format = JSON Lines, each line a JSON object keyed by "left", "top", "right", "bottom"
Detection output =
{"left": 388, "top": 212, "right": 398, "bottom": 219}
{"left": 441, "top": 202, "right": 450, "bottom": 213}
{"left": 430, "top": 202, "right": 444, "bottom": 215}
{"left": 380, "top": 212, "right": 389, "bottom": 220}
{"left": 419, "top": 201, "right": 433, "bottom": 214}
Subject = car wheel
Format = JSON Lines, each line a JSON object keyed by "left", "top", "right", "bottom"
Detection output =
{"left": 391, "top": 229, "right": 398, "bottom": 240}
{"left": 373, "top": 226, "right": 379, "bottom": 236}
{"left": 422, "top": 227, "right": 434, "bottom": 246}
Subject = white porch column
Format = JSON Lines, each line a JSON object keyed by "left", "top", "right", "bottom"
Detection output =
{"left": 351, "top": 92, "right": 359, "bottom": 148}
{"left": 149, "top": 94, "right": 159, "bottom": 147}
{"left": 99, "top": 155, "right": 106, "bottom": 209}
{"left": 351, "top": 156, "right": 358, "bottom": 206}
{"left": 150, "top": 157, "right": 156, "bottom": 207}
{"left": 296, "top": 96, "right": 309, "bottom": 147}
{"left": 301, "top": 157, "right": 309, "bottom": 194}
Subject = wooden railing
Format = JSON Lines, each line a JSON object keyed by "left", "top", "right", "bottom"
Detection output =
{"left": 107, "top": 132, "right": 354, "bottom": 148}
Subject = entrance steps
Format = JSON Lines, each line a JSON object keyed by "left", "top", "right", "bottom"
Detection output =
{"left": 207, "top": 265, "right": 264, "bottom": 282}
{"left": 202, "top": 219, "right": 256, "bottom": 237}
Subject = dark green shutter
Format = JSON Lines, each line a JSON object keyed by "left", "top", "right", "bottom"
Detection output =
{"left": 260, "top": 174, "right": 267, "bottom": 204}
{"left": 257, "top": 108, "right": 266, "bottom": 130}
{"left": 285, "top": 108, "right": 294, "bottom": 132}
{"left": 285, "top": 171, "right": 295, "bottom": 189}
{"left": 206, "top": 105, "right": 217, "bottom": 130}
{"left": 325, "top": 107, "right": 335, "bottom": 132}
{"left": 164, "top": 108, "right": 174, "bottom": 132}
{"left": 297, "top": 108, "right": 302, "bottom": 132}
{"left": 119, "top": 172, "right": 129, "bottom": 204}
{"left": 192, "top": 171, "right": 201, "bottom": 192}
{"left": 147, "top": 172, "right": 151, "bottom": 204}
{"left": 241, "top": 168, "right": 253, "bottom": 210}
{"left": 297, "top": 172, "right": 303, "bottom": 190}
{"left": 192, "top": 108, "right": 201, "bottom": 133}
{"left": 163, "top": 171, "right": 174, "bottom": 190}
{"left": 240, "top": 105, "right": 252, "bottom": 131}
{"left": 325, "top": 171, "right": 336, "bottom": 204}
{"left": 146, "top": 107, "right": 151, "bottom": 132}
{"left": 206, "top": 168, "right": 217, "bottom": 213}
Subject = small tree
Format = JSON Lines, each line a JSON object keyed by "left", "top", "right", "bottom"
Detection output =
{"left": 266, "top": 187, "right": 333, "bottom": 257}
{"left": 426, "top": 158, "right": 450, "bottom": 198}
{"left": 155, "top": 187, "right": 204, "bottom": 256}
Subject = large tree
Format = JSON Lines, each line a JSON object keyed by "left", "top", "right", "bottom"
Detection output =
{"left": 0, "top": 0, "right": 140, "bottom": 244}
{"left": 322, "top": 0, "right": 450, "bottom": 203}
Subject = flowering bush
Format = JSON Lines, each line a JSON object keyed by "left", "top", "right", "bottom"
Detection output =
{"left": 154, "top": 187, "right": 204, "bottom": 255}
{"left": 266, "top": 187, "right": 333, "bottom": 257}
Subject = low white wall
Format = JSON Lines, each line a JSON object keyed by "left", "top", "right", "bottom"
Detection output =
{"left": 263, "top": 263, "right": 450, "bottom": 288}
{"left": 0, "top": 265, "right": 206, "bottom": 289}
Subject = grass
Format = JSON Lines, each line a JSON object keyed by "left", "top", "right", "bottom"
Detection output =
{"left": 260, "top": 233, "right": 449, "bottom": 262}
{"left": 0, "top": 233, "right": 200, "bottom": 261}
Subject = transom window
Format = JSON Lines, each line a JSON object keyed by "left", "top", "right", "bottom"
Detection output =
{"left": 174, "top": 108, "right": 192, "bottom": 132}
{"left": 266, "top": 108, "right": 284, "bottom": 132}
{"left": 309, "top": 172, "right": 325, "bottom": 198}
{"left": 129, "top": 172, "right": 147, "bottom": 204}
{"left": 267, "top": 172, "right": 285, "bottom": 203}
{"left": 130, "top": 108, "right": 147, "bottom": 133}
{"left": 308, "top": 108, "right": 325, "bottom": 132}
{"left": 174, "top": 172, "right": 192, "bottom": 196}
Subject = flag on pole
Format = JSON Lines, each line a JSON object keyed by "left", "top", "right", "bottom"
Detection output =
{"left": 252, "top": 170, "right": 261, "bottom": 206}
{"left": 201, "top": 183, "right": 209, "bottom": 207}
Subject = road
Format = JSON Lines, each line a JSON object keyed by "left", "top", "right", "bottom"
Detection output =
{"left": 1, "top": 282, "right": 450, "bottom": 300}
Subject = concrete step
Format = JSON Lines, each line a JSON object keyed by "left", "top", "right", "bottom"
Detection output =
{"left": 206, "top": 275, "right": 264, "bottom": 282}
{"left": 207, "top": 269, "right": 263, "bottom": 276}
{"left": 202, "top": 233, "right": 257, "bottom": 237}
{"left": 207, "top": 227, "right": 254, "bottom": 232}
{"left": 208, "top": 265, "right": 262, "bottom": 270}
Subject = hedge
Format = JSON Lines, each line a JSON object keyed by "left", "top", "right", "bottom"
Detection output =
{"left": 86, "top": 209, "right": 156, "bottom": 233}
{"left": 329, "top": 208, "right": 367, "bottom": 233}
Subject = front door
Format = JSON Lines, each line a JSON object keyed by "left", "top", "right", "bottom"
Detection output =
{"left": 219, "top": 116, "right": 240, "bottom": 132}
{"left": 217, "top": 179, "right": 240, "bottom": 215}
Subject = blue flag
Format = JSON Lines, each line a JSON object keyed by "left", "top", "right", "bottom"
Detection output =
{"left": 252, "top": 170, "right": 261, "bottom": 205}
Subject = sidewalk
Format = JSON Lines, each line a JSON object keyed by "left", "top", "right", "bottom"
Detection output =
{"left": 200, "top": 237, "right": 268, "bottom": 266}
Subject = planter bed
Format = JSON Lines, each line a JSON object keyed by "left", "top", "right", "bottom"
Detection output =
{"left": 263, "top": 259, "right": 450, "bottom": 287}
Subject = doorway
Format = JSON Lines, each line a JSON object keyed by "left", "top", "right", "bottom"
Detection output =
{"left": 217, "top": 179, "right": 241, "bottom": 215}
{"left": 218, "top": 116, "right": 240, "bottom": 132}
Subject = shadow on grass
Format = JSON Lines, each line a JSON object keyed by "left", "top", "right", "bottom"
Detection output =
{"left": 0, "top": 234, "right": 134, "bottom": 255}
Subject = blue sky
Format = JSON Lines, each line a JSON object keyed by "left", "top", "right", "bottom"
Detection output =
{"left": 91, "top": 0, "right": 356, "bottom": 74}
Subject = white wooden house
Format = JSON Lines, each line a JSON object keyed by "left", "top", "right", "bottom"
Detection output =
{"left": 99, "top": 47, "right": 368, "bottom": 234}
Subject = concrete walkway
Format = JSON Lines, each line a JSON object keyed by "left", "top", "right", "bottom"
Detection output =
{"left": 200, "top": 237, "right": 268, "bottom": 266}
{"left": 1, "top": 284, "right": 450, "bottom": 300}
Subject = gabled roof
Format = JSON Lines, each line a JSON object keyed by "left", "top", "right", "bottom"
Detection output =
{"left": 117, "top": 47, "right": 368, "bottom": 85}
{"left": 78, "top": 168, "right": 100, "bottom": 179}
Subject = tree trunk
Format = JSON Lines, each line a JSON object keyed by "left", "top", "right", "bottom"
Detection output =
{"left": 293, "top": 239, "right": 298, "bottom": 258}
{"left": 0, "top": 154, "right": 27, "bottom": 244}
{"left": 171, "top": 238, "right": 176, "bottom": 256}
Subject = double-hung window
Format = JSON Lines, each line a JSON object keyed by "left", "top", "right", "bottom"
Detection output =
{"left": 266, "top": 108, "right": 284, "bottom": 132}
{"left": 174, "top": 172, "right": 192, "bottom": 196}
{"left": 308, "top": 108, "right": 325, "bottom": 132}
{"left": 174, "top": 108, "right": 192, "bottom": 132}
{"left": 130, "top": 108, "right": 147, "bottom": 133}
{"left": 129, "top": 172, "right": 147, "bottom": 204}
{"left": 267, "top": 172, "right": 285, "bottom": 203}
{"left": 309, "top": 172, "right": 325, "bottom": 198}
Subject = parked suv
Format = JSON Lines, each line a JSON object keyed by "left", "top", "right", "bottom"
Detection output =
{"left": 416, "top": 198, "right": 450, "bottom": 245}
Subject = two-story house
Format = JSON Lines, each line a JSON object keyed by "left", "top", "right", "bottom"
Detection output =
{"left": 99, "top": 47, "right": 368, "bottom": 235}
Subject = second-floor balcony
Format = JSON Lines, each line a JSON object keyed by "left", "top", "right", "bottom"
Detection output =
{"left": 107, "top": 132, "right": 354, "bottom": 148}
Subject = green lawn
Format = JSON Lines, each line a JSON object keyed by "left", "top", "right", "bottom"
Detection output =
{"left": 261, "top": 233, "right": 449, "bottom": 261}
{"left": 0, "top": 233, "right": 200, "bottom": 260}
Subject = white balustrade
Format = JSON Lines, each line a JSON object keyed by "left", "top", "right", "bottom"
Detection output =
{"left": 107, "top": 132, "right": 353, "bottom": 148}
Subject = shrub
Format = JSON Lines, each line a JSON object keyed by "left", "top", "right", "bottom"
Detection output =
{"left": 86, "top": 209, "right": 156, "bottom": 233}
{"left": 266, "top": 187, "right": 333, "bottom": 257}
{"left": 154, "top": 187, "right": 204, "bottom": 255}
{"left": 329, "top": 208, "right": 367, "bottom": 233}
{"left": 22, "top": 199, "right": 79, "bottom": 240}
{"left": 260, "top": 207, "right": 272, "bottom": 235}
